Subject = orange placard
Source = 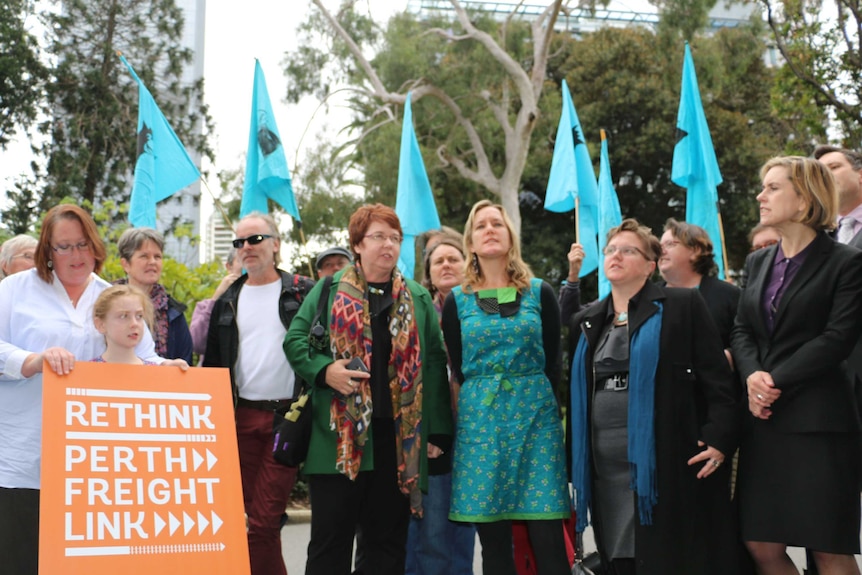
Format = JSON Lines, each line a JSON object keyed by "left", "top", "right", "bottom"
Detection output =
{"left": 40, "top": 363, "right": 250, "bottom": 575}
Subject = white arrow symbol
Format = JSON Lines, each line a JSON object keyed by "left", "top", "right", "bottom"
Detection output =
{"left": 193, "top": 449, "right": 204, "bottom": 471}
{"left": 183, "top": 511, "right": 195, "bottom": 535}
{"left": 154, "top": 512, "right": 166, "bottom": 536}
{"left": 197, "top": 511, "right": 210, "bottom": 535}
{"left": 211, "top": 511, "right": 223, "bottom": 535}
{"left": 206, "top": 448, "right": 218, "bottom": 470}
{"left": 220, "top": 542, "right": 226, "bottom": 551}
{"left": 169, "top": 512, "right": 181, "bottom": 536}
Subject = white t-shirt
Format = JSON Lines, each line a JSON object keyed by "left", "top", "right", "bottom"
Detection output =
{"left": 234, "top": 279, "right": 296, "bottom": 401}
{"left": 0, "top": 269, "right": 161, "bottom": 489}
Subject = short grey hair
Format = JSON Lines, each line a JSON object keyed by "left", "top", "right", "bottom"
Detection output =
{"left": 238, "top": 212, "right": 281, "bottom": 266}
{"left": 0, "top": 235, "right": 37, "bottom": 278}
{"left": 117, "top": 227, "right": 165, "bottom": 261}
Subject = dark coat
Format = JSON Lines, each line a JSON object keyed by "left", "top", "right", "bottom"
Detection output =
{"left": 731, "top": 231, "right": 862, "bottom": 433}
{"left": 202, "top": 270, "right": 315, "bottom": 403}
{"left": 570, "top": 281, "right": 741, "bottom": 575}
{"left": 166, "top": 296, "right": 192, "bottom": 364}
{"left": 698, "top": 275, "right": 740, "bottom": 350}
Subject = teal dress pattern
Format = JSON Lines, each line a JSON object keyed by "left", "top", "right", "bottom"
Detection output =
{"left": 449, "top": 278, "right": 570, "bottom": 522}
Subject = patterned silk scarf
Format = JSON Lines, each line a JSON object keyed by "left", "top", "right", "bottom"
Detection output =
{"left": 329, "top": 264, "right": 425, "bottom": 514}
{"left": 115, "top": 279, "right": 169, "bottom": 357}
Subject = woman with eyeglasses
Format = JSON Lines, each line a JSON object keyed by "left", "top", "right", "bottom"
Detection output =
{"left": 0, "top": 205, "right": 178, "bottom": 575}
{"left": 732, "top": 157, "right": 862, "bottom": 575}
{"left": 569, "top": 218, "right": 741, "bottom": 575}
{"left": 441, "top": 200, "right": 571, "bottom": 575}
{"left": 0, "top": 235, "right": 37, "bottom": 280}
{"left": 284, "top": 203, "right": 453, "bottom": 575}
{"left": 115, "top": 227, "right": 193, "bottom": 364}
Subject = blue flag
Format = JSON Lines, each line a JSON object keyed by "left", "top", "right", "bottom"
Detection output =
{"left": 545, "top": 79, "right": 599, "bottom": 277}
{"left": 672, "top": 44, "right": 725, "bottom": 279}
{"left": 395, "top": 93, "right": 440, "bottom": 279}
{"left": 240, "top": 60, "right": 301, "bottom": 222}
{"left": 121, "top": 55, "right": 200, "bottom": 229}
{"left": 597, "top": 132, "right": 623, "bottom": 299}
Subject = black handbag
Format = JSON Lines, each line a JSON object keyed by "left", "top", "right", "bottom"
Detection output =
{"left": 271, "top": 275, "right": 333, "bottom": 467}
{"left": 272, "top": 390, "right": 312, "bottom": 467}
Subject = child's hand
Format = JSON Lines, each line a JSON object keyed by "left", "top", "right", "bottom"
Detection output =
{"left": 162, "top": 358, "right": 189, "bottom": 371}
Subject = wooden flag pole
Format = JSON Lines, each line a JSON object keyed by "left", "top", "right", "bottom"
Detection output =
{"left": 298, "top": 226, "right": 316, "bottom": 278}
{"left": 574, "top": 196, "right": 581, "bottom": 244}
{"left": 716, "top": 206, "right": 730, "bottom": 279}
{"left": 200, "top": 177, "right": 234, "bottom": 232}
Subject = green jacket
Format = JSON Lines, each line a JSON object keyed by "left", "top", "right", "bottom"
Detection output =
{"left": 283, "top": 267, "right": 453, "bottom": 492}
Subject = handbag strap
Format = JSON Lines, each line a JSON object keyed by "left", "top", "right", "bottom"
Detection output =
{"left": 303, "top": 275, "right": 335, "bottom": 391}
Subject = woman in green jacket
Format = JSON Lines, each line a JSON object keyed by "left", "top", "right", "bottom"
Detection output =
{"left": 284, "top": 204, "right": 453, "bottom": 575}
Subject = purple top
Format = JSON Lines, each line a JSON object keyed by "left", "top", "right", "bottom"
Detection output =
{"left": 761, "top": 240, "right": 814, "bottom": 333}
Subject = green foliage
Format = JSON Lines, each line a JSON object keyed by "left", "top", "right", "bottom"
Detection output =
{"left": 759, "top": 0, "right": 862, "bottom": 144}
{"left": 9, "top": 0, "right": 214, "bottom": 217}
{"left": 0, "top": 0, "right": 47, "bottom": 149}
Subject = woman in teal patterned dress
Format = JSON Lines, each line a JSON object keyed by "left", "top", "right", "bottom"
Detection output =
{"left": 441, "top": 200, "right": 570, "bottom": 575}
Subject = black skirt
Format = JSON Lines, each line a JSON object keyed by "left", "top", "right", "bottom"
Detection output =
{"left": 737, "top": 421, "right": 861, "bottom": 554}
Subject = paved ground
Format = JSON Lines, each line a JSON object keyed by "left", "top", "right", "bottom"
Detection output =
{"left": 280, "top": 512, "right": 862, "bottom": 574}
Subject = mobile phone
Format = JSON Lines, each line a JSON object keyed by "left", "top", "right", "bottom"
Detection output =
{"left": 346, "top": 356, "right": 369, "bottom": 373}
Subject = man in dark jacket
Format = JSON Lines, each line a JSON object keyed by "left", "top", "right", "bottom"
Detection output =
{"left": 203, "top": 212, "right": 314, "bottom": 575}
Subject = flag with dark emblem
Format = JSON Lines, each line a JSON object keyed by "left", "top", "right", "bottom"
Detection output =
{"left": 121, "top": 55, "right": 200, "bottom": 229}
{"left": 672, "top": 43, "right": 725, "bottom": 278}
{"left": 240, "top": 59, "right": 300, "bottom": 222}
{"left": 394, "top": 92, "right": 440, "bottom": 279}
{"left": 545, "top": 79, "right": 599, "bottom": 277}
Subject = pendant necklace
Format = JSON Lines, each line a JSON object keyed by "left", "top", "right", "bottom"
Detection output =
{"left": 368, "top": 285, "right": 386, "bottom": 296}
{"left": 614, "top": 310, "right": 628, "bottom": 324}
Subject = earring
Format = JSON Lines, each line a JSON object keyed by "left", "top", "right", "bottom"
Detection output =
{"left": 471, "top": 253, "right": 479, "bottom": 275}
{"left": 47, "top": 260, "right": 53, "bottom": 269}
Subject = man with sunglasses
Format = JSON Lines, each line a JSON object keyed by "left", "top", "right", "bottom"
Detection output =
{"left": 204, "top": 212, "right": 314, "bottom": 575}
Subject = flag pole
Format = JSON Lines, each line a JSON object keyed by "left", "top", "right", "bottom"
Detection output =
{"left": 200, "top": 177, "right": 235, "bottom": 232}
{"left": 297, "top": 226, "right": 315, "bottom": 278}
{"left": 574, "top": 196, "right": 581, "bottom": 244}
{"left": 716, "top": 205, "right": 730, "bottom": 278}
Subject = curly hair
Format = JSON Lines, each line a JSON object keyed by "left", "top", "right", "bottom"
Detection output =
{"left": 663, "top": 218, "right": 717, "bottom": 277}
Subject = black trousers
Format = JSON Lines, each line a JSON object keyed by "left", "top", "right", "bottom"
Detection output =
{"left": 306, "top": 419, "right": 410, "bottom": 575}
{"left": 0, "top": 487, "right": 39, "bottom": 575}
{"left": 477, "top": 519, "right": 570, "bottom": 575}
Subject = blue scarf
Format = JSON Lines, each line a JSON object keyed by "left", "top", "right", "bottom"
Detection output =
{"left": 571, "top": 301, "right": 663, "bottom": 532}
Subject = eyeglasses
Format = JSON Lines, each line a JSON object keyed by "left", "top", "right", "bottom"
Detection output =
{"left": 603, "top": 244, "right": 648, "bottom": 258}
{"left": 52, "top": 241, "right": 90, "bottom": 255}
{"left": 364, "top": 233, "right": 403, "bottom": 245}
{"left": 232, "top": 234, "right": 273, "bottom": 249}
{"left": 660, "top": 240, "right": 681, "bottom": 250}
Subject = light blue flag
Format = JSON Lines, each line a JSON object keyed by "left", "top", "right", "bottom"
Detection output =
{"left": 672, "top": 43, "right": 725, "bottom": 279}
{"left": 121, "top": 55, "right": 200, "bottom": 229}
{"left": 545, "top": 79, "right": 599, "bottom": 277}
{"left": 395, "top": 93, "right": 440, "bottom": 279}
{"left": 597, "top": 132, "right": 623, "bottom": 300}
{"left": 240, "top": 60, "right": 301, "bottom": 222}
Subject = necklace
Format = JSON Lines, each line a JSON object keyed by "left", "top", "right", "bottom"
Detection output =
{"left": 368, "top": 285, "right": 386, "bottom": 296}
{"left": 614, "top": 310, "right": 628, "bottom": 324}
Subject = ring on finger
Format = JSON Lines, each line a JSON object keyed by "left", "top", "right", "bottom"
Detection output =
{"left": 756, "top": 393, "right": 764, "bottom": 401}
{"left": 712, "top": 460, "right": 720, "bottom": 468}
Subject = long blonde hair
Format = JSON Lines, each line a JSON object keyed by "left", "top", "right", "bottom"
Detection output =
{"left": 462, "top": 200, "right": 533, "bottom": 292}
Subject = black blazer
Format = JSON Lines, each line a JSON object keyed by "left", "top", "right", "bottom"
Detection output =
{"left": 698, "top": 275, "right": 741, "bottom": 350}
{"left": 731, "top": 231, "right": 862, "bottom": 433}
{"left": 570, "top": 282, "right": 741, "bottom": 574}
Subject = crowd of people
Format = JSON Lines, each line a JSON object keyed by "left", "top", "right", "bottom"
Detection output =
{"left": 2, "top": 147, "right": 862, "bottom": 575}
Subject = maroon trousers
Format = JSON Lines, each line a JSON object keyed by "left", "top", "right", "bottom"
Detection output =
{"left": 235, "top": 406, "right": 298, "bottom": 575}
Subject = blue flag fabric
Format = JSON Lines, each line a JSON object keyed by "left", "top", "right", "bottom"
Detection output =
{"left": 545, "top": 79, "right": 599, "bottom": 277}
{"left": 121, "top": 56, "right": 200, "bottom": 229}
{"left": 240, "top": 60, "right": 301, "bottom": 222}
{"left": 597, "top": 135, "right": 623, "bottom": 299}
{"left": 395, "top": 93, "right": 440, "bottom": 279}
{"left": 672, "top": 44, "right": 725, "bottom": 279}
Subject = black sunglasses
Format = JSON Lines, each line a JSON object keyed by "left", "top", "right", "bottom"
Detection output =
{"left": 232, "top": 234, "right": 273, "bottom": 249}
